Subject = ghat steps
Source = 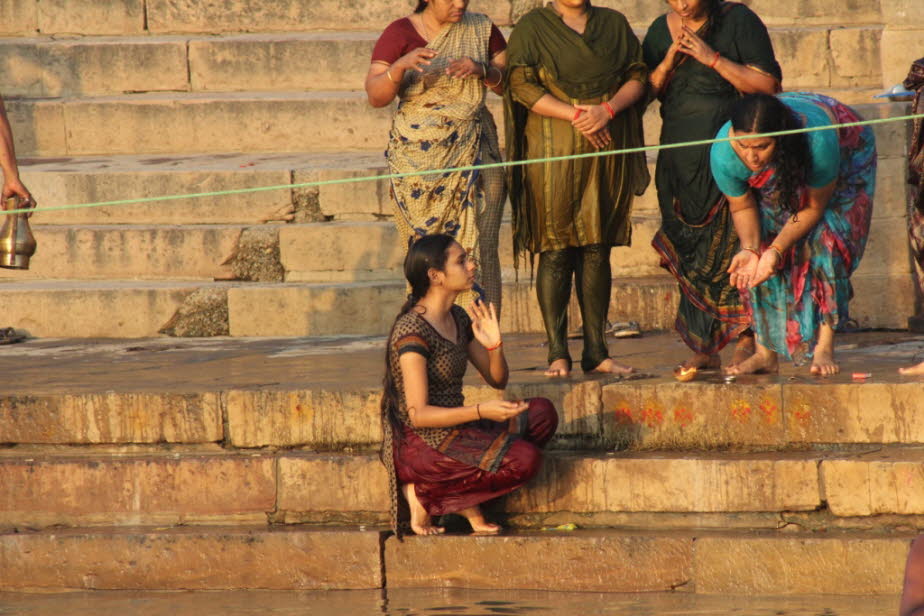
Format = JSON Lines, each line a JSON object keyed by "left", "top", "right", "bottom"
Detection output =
{"left": 0, "top": 332, "right": 922, "bottom": 593}
{"left": 0, "top": 0, "right": 922, "bottom": 600}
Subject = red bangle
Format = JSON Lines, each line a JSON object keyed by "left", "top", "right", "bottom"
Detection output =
{"left": 709, "top": 51, "right": 721, "bottom": 69}
{"left": 602, "top": 101, "right": 616, "bottom": 119}
{"left": 484, "top": 340, "right": 503, "bottom": 352}
{"left": 572, "top": 108, "right": 583, "bottom": 122}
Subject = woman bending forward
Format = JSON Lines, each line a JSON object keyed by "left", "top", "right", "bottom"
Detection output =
{"left": 381, "top": 234, "right": 558, "bottom": 537}
{"left": 712, "top": 93, "right": 876, "bottom": 376}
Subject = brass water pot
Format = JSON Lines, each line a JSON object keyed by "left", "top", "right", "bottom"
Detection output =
{"left": 0, "top": 196, "right": 37, "bottom": 270}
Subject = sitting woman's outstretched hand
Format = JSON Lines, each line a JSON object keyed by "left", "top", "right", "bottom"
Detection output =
{"left": 469, "top": 298, "right": 501, "bottom": 350}
{"left": 479, "top": 399, "right": 529, "bottom": 422}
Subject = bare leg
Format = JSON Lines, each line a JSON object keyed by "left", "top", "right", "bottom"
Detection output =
{"left": 724, "top": 339, "right": 778, "bottom": 375}
{"left": 899, "top": 361, "right": 924, "bottom": 376}
{"left": 458, "top": 505, "right": 501, "bottom": 534}
{"left": 589, "top": 358, "right": 635, "bottom": 375}
{"left": 731, "top": 330, "right": 756, "bottom": 366}
{"left": 809, "top": 323, "right": 839, "bottom": 376}
{"left": 545, "top": 358, "right": 571, "bottom": 378}
{"left": 401, "top": 483, "right": 444, "bottom": 536}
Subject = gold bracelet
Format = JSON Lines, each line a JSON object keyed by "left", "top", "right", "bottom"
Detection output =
{"left": 769, "top": 244, "right": 785, "bottom": 261}
{"left": 741, "top": 246, "right": 760, "bottom": 258}
{"left": 385, "top": 68, "right": 398, "bottom": 84}
{"left": 476, "top": 403, "right": 482, "bottom": 420}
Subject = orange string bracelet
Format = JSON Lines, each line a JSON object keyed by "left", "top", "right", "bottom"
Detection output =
{"left": 484, "top": 340, "right": 503, "bottom": 352}
{"left": 709, "top": 51, "right": 721, "bottom": 69}
{"left": 602, "top": 101, "right": 616, "bottom": 119}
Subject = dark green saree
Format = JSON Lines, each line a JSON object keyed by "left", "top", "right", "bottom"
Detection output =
{"left": 643, "top": 2, "right": 781, "bottom": 354}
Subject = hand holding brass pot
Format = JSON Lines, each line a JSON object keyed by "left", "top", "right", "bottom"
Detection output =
{"left": 0, "top": 196, "right": 37, "bottom": 269}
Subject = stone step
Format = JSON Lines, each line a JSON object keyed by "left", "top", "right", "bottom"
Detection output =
{"left": 20, "top": 152, "right": 391, "bottom": 225}
{"left": 4, "top": 445, "right": 924, "bottom": 527}
{"left": 6, "top": 92, "right": 908, "bottom": 159}
{"left": 0, "top": 26, "right": 888, "bottom": 98}
{"left": 281, "top": 217, "right": 666, "bottom": 282}
{"left": 0, "top": 524, "right": 909, "bottom": 594}
{"left": 4, "top": 362, "right": 923, "bottom": 452}
{"left": 2, "top": 0, "right": 902, "bottom": 38}
{"left": 275, "top": 447, "right": 924, "bottom": 524}
{"left": 1, "top": 224, "right": 241, "bottom": 281}
{"left": 0, "top": 525, "right": 382, "bottom": 591}
{"left": 0, "top": 267, "right": 910, "bottom": 338}
{"left": 385, "top": 530, "right": 910, "bottom": 595}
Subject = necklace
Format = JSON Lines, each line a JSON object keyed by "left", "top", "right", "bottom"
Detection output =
{"left": 418, "top": 12, "right": 437, "bottom": 42}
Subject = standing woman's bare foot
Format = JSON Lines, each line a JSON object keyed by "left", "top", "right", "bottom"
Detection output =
{"left": 458, "top": 505, "right": 501, "bottom": 534}
{"left": 724, "top": 344, "right": 778, "bottom": 376}
{"left": 545, "top": 358, "right": 571, "bottom": 378}
{"left": 731, "top": 331, "right": 756, "bottom": 366}
{"left": 589, "top": 358, "right": 635, "bottom": 375}
{"left": 402, "top": 483, "right": 444, "bottom": 536}
{"left": 677, "top": 352, "right": 720, "bottom": 372}
{"left": 809, "top": 324, "right": 839, "bottom": 377}
{"left": 899, "top": 361, "right": 924, "bottom": 376}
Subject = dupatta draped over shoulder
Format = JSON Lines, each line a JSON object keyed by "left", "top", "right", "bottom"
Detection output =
{"left": 504, "top": 5, "right": 649, "bottom": 258}
{"left": 386, "top": 12, "right": 501, "bottom": 275}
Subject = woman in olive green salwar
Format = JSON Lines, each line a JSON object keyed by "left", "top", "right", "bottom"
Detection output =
{"left": 505, "top": 0, "right": 650, "bottom": 377}
{"left": 644, "top": 0, "right": 781, "bottom": 373}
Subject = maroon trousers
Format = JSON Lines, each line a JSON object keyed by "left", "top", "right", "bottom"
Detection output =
{"left": 394, "top": 397, "right": 558, "bottom": 516}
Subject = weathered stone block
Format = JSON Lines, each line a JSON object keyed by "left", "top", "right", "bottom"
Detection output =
{"left": 6, "top": 225, "right": 241, "bottom": 280}
{"left": 0, "top": 527, "right": 383, "bottom": 590}
{"left": 0, "top": 0, "right": 37, "bottom": 35}
{"left": 227, "top": 282, "right": 406, "bottom": 337}
{"left": 278, "top": 454, "right": 389, "bottom": 513}
{"left": 0, "top": 393, "right": 222, "bottom": 444}
{"left": 37, "top": 0, "right": 144, "bottom": 35}
{"left": 385, "top": 531, "right": 692, "bottom": 592}
{"left": 880, "top": 28, "right": 924, "bottom": 91}
{"left": 0, "top": 38, "right": 189, "bottom": 98}
{"left": 190, "top": 35, "right": 375, "bottom": 92}
{"left": 24, "top": 166, "right": 294, "bottom": 225}
{"left": 858, "top": 101, "right": 910, "bottom": 159}
{"left": 0, "top": 282, "right": 199, "bottom": 338}
{"left": 601, "top": 382, "right": 786, "bottom": 450}
{"left": 874, "top": 156, "right": 911, "bottom": 220}
{"left": 509, "top": 453, "right": 820, "bottom": 513}
{"left": 771, "top": 28, "right": 831, "bottom": 89}
{"left": 855, "top": 216, "right": 913, "bottom": 277}
{"left": 0, "top": 452, "right": 275, "bottom": 525}
{"left": 694, "top": 535, "right": 910, "bottom": 595}
{"left": 280, "top": 222, "right": 405, "bottom": 282}
{"left": 785, "top": 383, "right": 924, "bottom": 445}
{"left": 5, "top": 99, "right": 66, "bottom": 158}
{"left": 149, "top": 0, "right": 509, "bottom": 32}
{"left": 61, "top": 93, "right": 394, "bottom": 156}
{"left": 849, "top": 272, "right": 917, "bottom": 330}
{"left": 830, "top": 27, "right": 882, "bottom": 86}
{"left": 226, "top": 389, "right": 381, "bottom": 448}
{"left": 743, "top": 0, "right": 880, "bottom": 27}
{"left": 823, "top": 449, "right": 924, "bottom": 516}
{"left": 880, "top": 1, "right": 924, "bottom": 27}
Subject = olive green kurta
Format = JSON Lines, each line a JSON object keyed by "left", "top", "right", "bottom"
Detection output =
{"left": 504, "top": 4, "right": 650, "bottom": 259}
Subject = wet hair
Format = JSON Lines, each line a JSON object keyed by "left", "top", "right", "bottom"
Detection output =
{"left": 380, "top": 233, "right": 456, "bottom": 442}
{"left": 414, "top": 0, "right": 426, "bottom": 12}
{"left": 730, "top": 93, "right": 811, "bottom": 216}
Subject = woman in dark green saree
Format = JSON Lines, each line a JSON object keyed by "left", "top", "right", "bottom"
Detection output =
{"left": 505, "top": 0, "right": 650, "bottom": 377}
{"left": 644, "top": 0, "right": 781, "bottom": 375}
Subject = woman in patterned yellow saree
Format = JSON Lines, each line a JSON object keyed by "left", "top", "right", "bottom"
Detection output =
{"left": 365, "top": 0, "right": 507, "bottom": 312}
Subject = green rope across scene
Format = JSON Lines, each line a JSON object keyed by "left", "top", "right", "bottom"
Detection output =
{"left": 5, "top": 110, "right": 924, "bottom": 216}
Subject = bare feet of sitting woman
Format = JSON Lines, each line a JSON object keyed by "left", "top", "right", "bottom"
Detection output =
{"left": 544, "top": 358, "right": 571, "bottom": 378}
{"left": 724, "top": 345, "right": 779, "bottom": 376}
{"left": 589, "top": 358, "right": 635, "bottom": 375}
{"left": 899, "top": 361, "right": 924, "bottom": 376}
{"left": 402, "top": 483, "right": 445, "bottom": 536}
{"left": 458, "top": 505, "right": 501, "bottom": 535}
